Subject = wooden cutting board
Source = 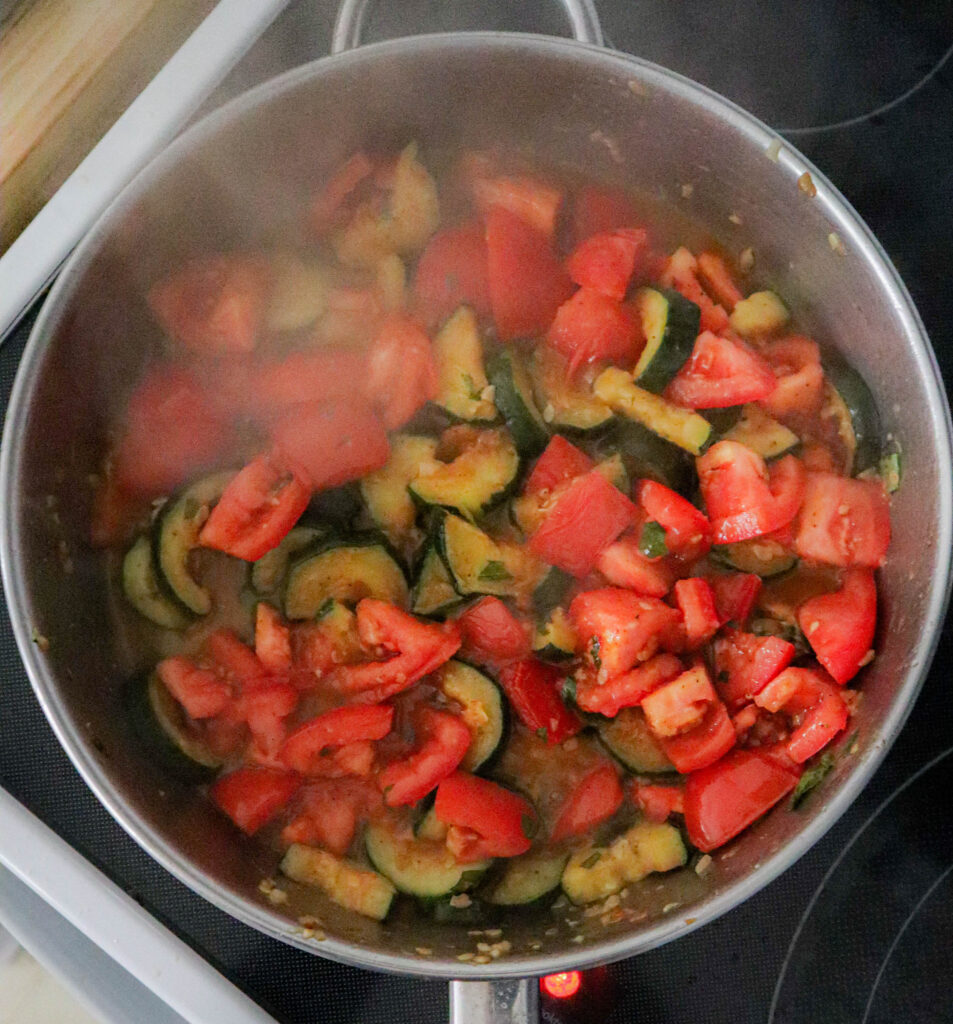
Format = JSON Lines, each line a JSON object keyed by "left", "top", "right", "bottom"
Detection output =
{"left": 0, "top": 0, "right": 217, "bottom": 254}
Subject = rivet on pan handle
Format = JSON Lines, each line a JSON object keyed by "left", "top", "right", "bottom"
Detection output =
{"left": 331, "top": 0, "right": 604, "bottom": 54}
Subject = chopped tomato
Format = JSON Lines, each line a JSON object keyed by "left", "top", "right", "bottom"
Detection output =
{"left": 641, "top": 664, "right": 716, "bottom": 738}
{"left": 658, "top": 700, "right": 736, "bottom": 773}
{"left": 89, "top": 473, "right": 144, "bottom": 548}
{"left": 363, "top": 314, "right": 438, "bottom": 430}
{"left": 632, "top": 782, "right": 685, "bottom": 823}
{"left": 281, "top": 777, "right": 378, "bottom": 855}
{"left": 309, "top": 151, "right": 375, "bottom": 234}
{"left": 456, "top": 597, "right": 531, "bottom": 666}
{"left": 546, "top": 288, "right": 642, "bottom": 376}
{"left": 695, "top": 252, "right": 743, "bottom": 311}
{"left": 524, "top": 435, "right": 593, "bottom": 496}
{"left": 199, "top": 453, "right": 310, "bottom": 561}
{"left": 331, "top": 600, "right": 461, "bottom": 703}
{"left": 754, "top": 666, "right": 849, "bottom": 762}
{"left": 112, "top": 365, "right": 233, "bottom": 498}
{"left": 673, "top": 579, "right": 720, "bottom": 646}
{"left": 497, "top": 658, "right": 582, "bottom": 745}
{"left": 255, "top": 603, "right": 293, "bottom": 673}
{"left": 473, "top": 174, "right": 563, "bottom": 239}
{"left": 485, "top": 205, "right": 574, "bottom": 341}
{"left": 377, "top": 707, "right": 471, "bottom": 806}
{"left": 205, "top": 629, "right": 268, "bottom": 689}
{"left": 567, "top": 228, "right": 648, "bottom": 300}
{"left": 279, "top": 705, "right": 394, "bottom": 774}
{"left": 713, "top": 629, "right": 797, "bottom": 709}
{"left": 759, "top": 336, "right": 825, "bottom": 422}
{"left": 250, "top": 350, "right": 368, "bottom": 415}
{"left": 574, "top": 652, "right": 683, "bottom": 717}
{"left": 569, "top": 588, "right": 682, "bottom": 679}
{"left": 157, "top": 656, "right": 231, "bottom": 719}
{"left": 666, "top": 331, "right": 777, "bottom": 409}
{"left": 684, "top": 748, "right": 801, "bottom": 852}
{"left": 269, "top": 396, "right": 389, "bottom": 492}
{"left": 698, "top": 443, "right": 806, "bottom": 544}
{"left": 550, "top": 762, "right": 624, "bottom": 842}
{"left": 240, "top": 680, "right": 300, "bottom": 766}
{"left": 636, "top": 480, "right": 711, "bottom": 559}
{"left": 794, "top": 473, "right": 890, "bottom": 568}
{"left": 413, "top": 221, "right": 492, "bottom": 324}
{"left": 529, "top": 470, "right": 636, "bottom": 577}
{"left": 147, "top": 256, "right": 270, "bottom": 355}
{"left": 210, "top": 766, "right": 301, "bottom": 835}
{"left": 596, "top": 534, "right": 675, "bottom": 597}
{"left": 318, "top": 286, "right": 383, "bottom": 348}
{"left": 435, "top": 772, "right": 536, "bottom": 859}
{"left": 797, "top": 568, "right": 877, "bottom": 684}
{"left": 571, "top": 185, "right": 639, "bottom": 246}
{"left": 660, "top": 247, "right": 729, "bottom": 333}
{"left": 709, "top": 572, "right": 762, "bottom": 627}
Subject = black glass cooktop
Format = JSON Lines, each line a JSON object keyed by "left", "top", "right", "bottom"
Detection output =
{"left": 2, "top": 2, "right": 952, "bottom": 1021}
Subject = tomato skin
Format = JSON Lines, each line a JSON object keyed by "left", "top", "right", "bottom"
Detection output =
{"left": 574, "top": 652, "right": 683, "bottom": 717}
{"left": 636, "top": 480, "right": 711, "bottom": 559}
{"left": 641, "top": 664, "right": 717, "bottom": 738}
{"left": 456, "top": 597, "right": 531, "bottom": 667}
{"left": 567, "top": 228, "right": 648, "bottom": 300}
{"left": 658, "top": 700, "right": 736, "bottom": 773}
{"left": 269, "top": 395, "right": 389, "bottom": 492}
{"left": 485, "top": 206, "right": 574, "bottom": 341}
{"left": 435, "top": 772, "right": 536, "bottom": 859}
{"left": 550, "top": 762, "right": 624, "bottom": 842}
{"left": 708, "top": 572, "right": 762, "bottom": 627}
{"left": 570, "top": 588, "right": 682, "bottom": 679}
{"left": 363, "top": 314, "right": 439, "bottom": 431}
{"left": 413, "top": 221, "right": 492, "bottom": 324}
{"left": 157, "top": 656, "right": 231, "bottom": 719}
{"left": 147, "top": 256, "right": 270, "bottom": 355}
{"left": 713, "top": 629, "right": 797, "bottom": 709}
{"left": 546, "top": 288, "right": 642, "bottom": 377}
{"left": 666, "top": 331, "right": 778, "bottom": 409}
{"left": 279, "top": 705, "right": 394, "bottom": 774}
{"left": 529, "top": 470, "right": 636, "bottom": 578}
{"left": 524, "top": 435, "right": 593, "bottom": 496}
{"left": 797, "top": 568, "right": 877, "bottom": 684}
{"left": 759, "top": 336, "right": 825, "bottom": 423}
{"left": 377, "top": 708, "right": 471, "bottom": 807}
{"left": 754, "top": 666, "right": 850, "bottom": 762}
{"left": 199, "top": 453, "right": 311, "bottom": 562}
{"left": 210, "top": 767, "right": 301, "bottom": 835}
{"left": 497, "top": 658, "right": 581, "bottom": 744}
{"left": 695, "top": 252, "right": 742, "bottom": 311}
{"left": 331, "top": 600, "right": 462, "bottom": 704}
{"left": 632, "top": 782, "right": 685, "bottom": 823}
{"left": 596, "top": 534, "right": 675, "bottom": 597}
{"left": 571, "top": 186, "right": 640, "bottom": 246}
{"left": 673, "top": 578, "right": 721, "bottom": 646}
{"left": 684, "top": 748, "right": 801, "bottom": 852}
{"left": 250, "top": 350, "right": 368, "bottom": 415}
{"left": 698, "top": 442, "right": 806, "bottom": 544}
{"left": 473, "top": 175, "right": 563, "bottom": 239}
{"left": 794, "top": 473, "right": 891, "bottom": 568}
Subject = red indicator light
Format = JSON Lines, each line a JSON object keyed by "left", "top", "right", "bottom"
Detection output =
{"left": 541, "top": 971, "right": 582, "bottom": 999}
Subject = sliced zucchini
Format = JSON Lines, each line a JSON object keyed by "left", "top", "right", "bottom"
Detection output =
{"left": 365, "top": 817, "right": 492, "bottom": 898}
{"left": 531, "top": 567, "right": 573, "bottom": 616}
{"left": 284, "top": 535, "right": 408, "bottom": 619}
{"left": 155, "top": 470, "right": 235, "bottom": 615}
{"left": 409, "top": 427, "right": 520, "bottom": 521}
{"left": 307, "top": 483, "right": 364, "bottom": 528}
{"left": 281, "top": 844, "right": 396, "bottom": 921}
{"left": 823, "top": 362, "right": 881, "bottom": 473}
{"left": 487, "top": 349, "right": 549, "bottom": 457}
{"left": 598, "top": 707, "right": 674, "bottom": 774}
{"left": 878, "top": 441, "right": 902, "bottom": 494}
{"left": 561, "top": 820, "right": 687, "bottom": 905}
{"left": 594, "top": 453, "right": 629, "bottom": 492}
{"left": 412, "top": 542, "right": 462, "bottom": 617}
{"left": 125, "top": 674, "right": 223, "bottom": 782}
{"left": 435, "top": 660, "right": 506, "bottom": 772}
{"left": 414, "top": 806, "right": 447, "bottom": 842}
{"left": 723, "top": 403, "right": 800, "bottom": 459}
{"left": 608, "top": 421, "right": 696, "bottom": 496}
{"left": 713, "top": 536, "right": 798, "bottom": 578}
{"left": 729, "top": 290, "right": 790, "bottom": 336}
{"left": 481, "top": 848, "right": 569, "bottom": 907}
{"left": 750, "top": 616, "right": 811, "bottom": 657}
{"left": 250, "top": 525, "right": 324, "bottom": 596}
{"left": 433, "top": 306, "right": 498, "bottom": 422}
{"left": 594, "top": 367, "right": 712, "bottom": 455}
{"left": 122, "top": 536, "right": 190, "bottom": 629}
{"left": 530, "top": 347, "right": 614, "bottom": 433}
{"left": 631, "top": 287, "right": 700, "bottom": 393}
{"left": 264, "top": 252, "right": 328, "bottom": 333}
{"left": 702, "top": 405, "right": 744, "bottom": 437}
{"left": 434, "top": 511, "right": 537, "bottom": 600}
{"left": 533, "top": 607, "right": 577, "bottom": 662}
{"left": 361, "top": 435, "right": 439, "bottom": 542}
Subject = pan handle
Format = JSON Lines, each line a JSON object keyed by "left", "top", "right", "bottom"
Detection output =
{"left": 331, "top": 0, "right": 604, "bottom": 54}
{"left": 449, "top": 978, "right": 539, "bottom": 1024}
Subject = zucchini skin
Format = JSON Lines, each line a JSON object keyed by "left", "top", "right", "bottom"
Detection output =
{"left": 487, "top": 350, "right": 550, "bottom": 458}
{"left": 122, "top": 535, "right": 191, "bottom": 629}
{"left": 435, "top": 659, "right": 508, "bottom": 773}
{"left": 824, "top": 360, "right": 881, "bottom": 473}
{"left": 480, "top": 847, "right": 569, "bottom": 908}
{"left": 632, "top": 287, "right": 700, "bottom": 394}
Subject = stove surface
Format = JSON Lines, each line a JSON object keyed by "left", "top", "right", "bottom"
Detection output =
{"left": 2, "top": 2, "right": 952, "bottom": 1022}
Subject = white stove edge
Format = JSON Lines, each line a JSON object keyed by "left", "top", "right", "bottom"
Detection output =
{"left": 0, "top": 788, "right": 278, "bottom": 1024}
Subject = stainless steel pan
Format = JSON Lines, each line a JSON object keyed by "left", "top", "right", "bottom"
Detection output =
{"left": 2, "top": 3, "right": 951, "bottom": 1020}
